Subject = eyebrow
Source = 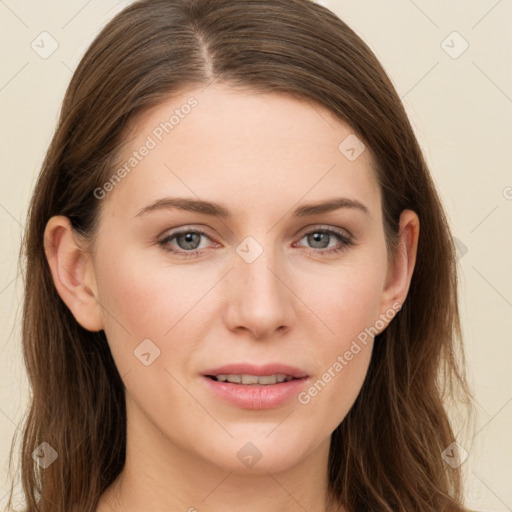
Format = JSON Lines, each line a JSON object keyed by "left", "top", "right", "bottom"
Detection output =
{"left": 134, "top": 196, "right": 370, "bottom": 219}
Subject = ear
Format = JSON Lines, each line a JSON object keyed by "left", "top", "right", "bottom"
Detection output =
{"left": 379, "top": 209, "right": 420, "bottom": 320}
{"left": 43, "top": 215, "right": 104, "bottom": 332}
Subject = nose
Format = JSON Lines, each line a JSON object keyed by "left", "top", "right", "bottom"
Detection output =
{"left": 223, "top": 244, "right": 295, "bottom": 340}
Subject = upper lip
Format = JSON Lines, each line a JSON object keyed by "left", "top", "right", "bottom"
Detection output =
{"left": 202, "top": 363, "right": 309, "bottom": 379}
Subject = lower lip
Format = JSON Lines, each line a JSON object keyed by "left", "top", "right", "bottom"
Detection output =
{"left": 201, "top": 376, "right": 309, "bottom": 409}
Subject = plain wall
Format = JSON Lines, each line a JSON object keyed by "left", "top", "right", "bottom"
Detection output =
{"left": 1, "top": 0, "right": 511, "bottom": 509}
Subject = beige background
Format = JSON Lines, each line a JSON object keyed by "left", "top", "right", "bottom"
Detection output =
{"left": 1, "top": 0, "right": 511, "bottom": 509}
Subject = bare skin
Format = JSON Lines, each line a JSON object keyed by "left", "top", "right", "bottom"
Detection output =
{"left": 44, "top": 85, "right": 419, "bottom": 512}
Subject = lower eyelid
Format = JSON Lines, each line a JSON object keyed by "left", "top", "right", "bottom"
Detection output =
{"left": 296, "top": 230, "right": 352, "bottom": 250}
{"left": 160, "top": 230, "right": 212, "bottom": 247}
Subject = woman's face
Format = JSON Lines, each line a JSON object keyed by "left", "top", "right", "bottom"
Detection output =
{"left": 70, "top": 85, "right": 409, "bottom": 474}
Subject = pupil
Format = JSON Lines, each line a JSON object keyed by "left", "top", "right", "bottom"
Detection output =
{"left": 179, "top": 232, "right": 200, "bottom": 250}
{"left": 309, "top": 232, "right": 328, "bottom": 249}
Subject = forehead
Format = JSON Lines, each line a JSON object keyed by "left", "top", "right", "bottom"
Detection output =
{"left": 99, "top": 85, "right": 381, "bottom": 223}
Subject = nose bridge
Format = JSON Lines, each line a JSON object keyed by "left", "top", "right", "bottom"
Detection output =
{"left": 237, "top": 234, "right": 284, "bottom": 301}
{"left": 226, "top": 233, "right": 293, "bottom": 337}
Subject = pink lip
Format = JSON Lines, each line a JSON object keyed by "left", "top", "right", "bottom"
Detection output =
{"left": 201, "top": 363, "right": 309, "bottom": 410}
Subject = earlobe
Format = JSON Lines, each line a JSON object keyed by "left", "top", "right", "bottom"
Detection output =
{"left": 379, "top": 209, "right": 420, "bottom": 320}
{"left": 43, "top": 215, "right": 104, "bottom": 332}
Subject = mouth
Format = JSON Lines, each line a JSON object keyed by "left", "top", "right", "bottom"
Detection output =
{"left": 201, "top": 363, "right": 309, "bottom": 409}
{"left": 206, "top": 373, "right": 298, "bottom": 384}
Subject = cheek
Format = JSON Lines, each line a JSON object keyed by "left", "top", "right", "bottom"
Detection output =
{"left": 299, "top": 258, "right": 386, "bottom": 346}
{"left": 93, "top": 247, "right": 210, "bottom": 373}
{"left": 296, "top": 281, "right": 376, "bottom": 434}
{"left": 293, "top": 257, "right": 385, "bottom": 423}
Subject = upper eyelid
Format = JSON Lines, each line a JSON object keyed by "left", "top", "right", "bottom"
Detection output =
{"left": 298, "top": 224, "right": 352, "bottom": 238}
{"left": 161, "top": 226, "right": 215, "bottom": 241}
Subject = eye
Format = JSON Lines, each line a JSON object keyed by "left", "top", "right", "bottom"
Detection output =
{"left": 294, "top": 227, "right": 353, "bottom": 256}
{"left": 158, "top": 228, "right": 216, "bottom": 258}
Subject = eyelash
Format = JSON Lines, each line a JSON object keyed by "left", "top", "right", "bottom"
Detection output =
{"left": 158, "top": 226, "right": 353, "bottom": 259}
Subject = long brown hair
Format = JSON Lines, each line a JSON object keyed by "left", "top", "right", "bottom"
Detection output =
{"left": 6, "top": 0, "right": 473, "bottom": 510}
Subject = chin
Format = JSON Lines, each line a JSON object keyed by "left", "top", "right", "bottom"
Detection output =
{"left": 192, "top": 427, "right": 324, "bottom": 475}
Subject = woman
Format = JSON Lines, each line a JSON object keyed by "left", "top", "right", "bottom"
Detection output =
{"left": 6, "top": 0, "right": 473, "bottom": 510}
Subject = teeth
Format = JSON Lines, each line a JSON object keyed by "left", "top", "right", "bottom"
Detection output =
{"left": 214, "top": 373, "right": 294, "bottom": 385}
{"left": 241, "top": 374, "right": 259, "bottom": 384}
